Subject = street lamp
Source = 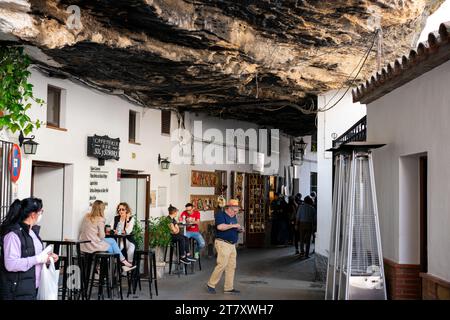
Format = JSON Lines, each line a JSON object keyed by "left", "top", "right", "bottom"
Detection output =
{"left": 293, "top": 137, "right": 307, "bottom": 163}
{"left": 158, "top": 154, "right": 170, "bottom": 170}
{"left": 18, "top": 131, "right": 39, "bottom": 155}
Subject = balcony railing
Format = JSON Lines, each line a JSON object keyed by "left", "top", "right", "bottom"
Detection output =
{"left": 332, "top": 116, "right": 367, "bottom": 148}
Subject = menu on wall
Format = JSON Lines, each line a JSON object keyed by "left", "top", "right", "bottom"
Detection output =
{"left": 89, "top": 166, "right": 109, "bottom": 207}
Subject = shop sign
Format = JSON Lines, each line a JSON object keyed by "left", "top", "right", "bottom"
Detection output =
{"left": 87, "top": 135, "right": 120, "bottom": 165}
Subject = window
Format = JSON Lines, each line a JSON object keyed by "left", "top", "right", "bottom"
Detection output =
{"left": 161, "top": 110, "right": 171, "bottom": 135}
{"left": 47, "top": 85, "right": 61, "bottom": 127}
{"left": 310, "top": 172, "right": 317, "bottom": 194}
{"left": 129, "top": 110, "right": 137, "bottom": 143}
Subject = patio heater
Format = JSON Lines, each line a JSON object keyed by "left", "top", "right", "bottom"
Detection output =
{"left": 325, "top": 142, "right": 387, "bottom": 300}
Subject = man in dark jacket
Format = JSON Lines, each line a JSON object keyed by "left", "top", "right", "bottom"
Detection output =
{"left": 296, "top": 196, "right": 317, "bottom": 258}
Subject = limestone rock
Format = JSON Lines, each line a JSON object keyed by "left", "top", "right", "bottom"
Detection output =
{"left": 0, "top": 0, "right": 444, "bottom": 135}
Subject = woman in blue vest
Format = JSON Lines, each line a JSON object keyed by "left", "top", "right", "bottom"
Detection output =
{"left": 0, "top": 198, "right": 58, "bottom": 300}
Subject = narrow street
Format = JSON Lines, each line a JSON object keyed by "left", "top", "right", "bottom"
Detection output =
{"left": 124, "top": 246, "right": 324, "bottom": 300}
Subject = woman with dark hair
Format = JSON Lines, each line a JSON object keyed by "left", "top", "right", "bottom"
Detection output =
{"left": 168, "top": 204, "right": 196, "bottom": 265}
{"left": 113, "top": 202, "right": 136, "bottom": 262}
{"left": 0, "top": 197, "right": 58, "bottom": 300}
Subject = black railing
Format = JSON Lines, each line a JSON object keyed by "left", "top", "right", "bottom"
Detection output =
{"left": 333, "top": 116, "right": 367, "bottom": 148}
{"left": 1, "top": 140, "right": 14, "bottom": 222}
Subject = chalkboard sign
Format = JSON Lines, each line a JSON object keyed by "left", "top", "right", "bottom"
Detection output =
{"left": 87, "top": 135, "right": 120, "bottom": 161}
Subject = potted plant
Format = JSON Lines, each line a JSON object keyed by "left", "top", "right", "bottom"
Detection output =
{"left": 147, "top": 216, "right": 171, "bottom": 278}
{"left": 131, "top": 214, "right": 144, "bottom": 250}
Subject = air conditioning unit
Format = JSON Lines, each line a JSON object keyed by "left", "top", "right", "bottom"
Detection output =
{"left": 253, "top": 152, "right": 265, "bottom": 172}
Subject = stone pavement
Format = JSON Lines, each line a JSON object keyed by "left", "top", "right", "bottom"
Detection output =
{"left": 119, "top": 246, "right": 325, "bottom": 300}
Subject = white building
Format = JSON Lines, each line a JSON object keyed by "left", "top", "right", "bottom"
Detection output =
{"left": 315, "top": 90, "right": 366, "bottom": 275}
{"left": 0, "top": 66, "right": 317, "bottom": 248}
{"left": 353, "top": 22, "right": 450, "bottom": 299}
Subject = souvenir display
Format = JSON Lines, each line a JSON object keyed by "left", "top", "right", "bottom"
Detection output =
{"left": 191, "top": 170, "right": 217, "bottom": 187}
{"left": 189, "top": 195, "right": 217, "bottom": 211}
{"left": 246, "top": 173, "right": 266, "bottom": 234}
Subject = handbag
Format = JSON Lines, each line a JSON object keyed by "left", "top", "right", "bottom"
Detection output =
{"left": 37, "top": 257, "right": 60, "bottom": 300}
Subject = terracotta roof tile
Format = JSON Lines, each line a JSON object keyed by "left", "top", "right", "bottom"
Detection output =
{"left": 353, "top": 22, "right": 450, "bottom": 104}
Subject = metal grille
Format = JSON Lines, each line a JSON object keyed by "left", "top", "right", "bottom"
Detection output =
{"left": 351, "top": 155, "right": 380, "bottom": 276}
{"left": 327, "top": 148, "right": 386, "bottom": 300}
{"left": 0, "top": 140, "right": 13, "bottom": 222}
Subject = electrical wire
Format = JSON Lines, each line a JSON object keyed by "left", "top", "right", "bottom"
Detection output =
{"left": 317, "top": 29, "right": 380, "bottom": 113}
{"left": 317, "top": 29, "right": 379, "bottom": 112}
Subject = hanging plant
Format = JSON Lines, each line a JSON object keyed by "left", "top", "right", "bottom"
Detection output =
{"left": 0, "top": 46, "right": 43, "bottom": 135}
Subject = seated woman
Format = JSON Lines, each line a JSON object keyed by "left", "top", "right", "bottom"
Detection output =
{"left": 113, "top": 202, "right": 136, "bottom": 263}
{"left": 168, "top": 205, "right": 196, "bottom": 265}
{"left": 79, "top": 200, "right": 135, "bottom": 272}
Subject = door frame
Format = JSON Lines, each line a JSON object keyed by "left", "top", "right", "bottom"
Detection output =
{"left": 31, "top": 160, "right": 66, "bottom": 240}
{"left": 120, "top": 173, "right": 151, "bottom": 251}
{"left": 419, "top": 156, "right": 428, "bottom": 273}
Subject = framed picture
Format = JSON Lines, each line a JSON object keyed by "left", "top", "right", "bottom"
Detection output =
{"left": 191, "top": 170, "right": 218, "bottom": 187}
{"left": 190, "top": 194, "right": 218, "bottom": 211}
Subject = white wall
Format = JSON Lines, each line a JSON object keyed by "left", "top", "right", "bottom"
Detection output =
{"left": 296, "top": 135, "right": 318, "bottom": 198}
{"left": 316, "top": 90, "right": 366, "bottom": 257}
{"left": 169, "top": 112, "right": 299, "bottom": 222}
{"left": 3, "top": 67, "right": 313, "bottom": 241}
{"left": 5, "top": 67, "right": 174, "bottom": 238}
{"left": 367, "top": 59, "right": 450, "bottom": 282}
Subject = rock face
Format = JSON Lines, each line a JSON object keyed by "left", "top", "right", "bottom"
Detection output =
{"left": 0, "top": 0, "right": 444, "bottom": 135}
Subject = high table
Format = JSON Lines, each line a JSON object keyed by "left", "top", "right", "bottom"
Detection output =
{"left": 43, "top": 239, "right": 91, "bottom": 300}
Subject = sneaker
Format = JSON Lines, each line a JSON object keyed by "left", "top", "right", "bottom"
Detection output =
{"left": 206, "top": 285, "right": 216, "bottom": 294}
{"left": 122, "top": 265, "right": 136, "bottom": 272}
{"left": 224, "top": 289, "right": 240, "bottom": 295}
{"left": 194, "top": 252, "right": 200, "bottom": 259}
{"left": 180, "top": 257, "right": 191, "bottom": 265}
{"left": 186, "top": 256, "right": 197, "bottom": 262}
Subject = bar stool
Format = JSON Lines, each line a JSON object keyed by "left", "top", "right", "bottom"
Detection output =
{"left": 189, "top": 238, "right": 202, "bottom": 272}
{"left": 163, "top": 241, "right": 188, "bottom": 277}
{"left": 87, "top": 252, "right": 123, "bottom": 300}
{"left": 129, "top": 250, "right": 158, "bottom": 299}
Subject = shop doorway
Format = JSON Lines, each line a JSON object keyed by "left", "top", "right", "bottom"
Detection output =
{"left": 31, "top": 161, "right": 66, "bottom": 240}
{"left": 120, "top": 173, "right": 150, "bottom": 250}
{"left": 419, "top": 156, "right": 428, "bottom": 273}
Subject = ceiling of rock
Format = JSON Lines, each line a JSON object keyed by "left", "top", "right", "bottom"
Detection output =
{"left": 0, "top": 0, "right": 444, "bottom": 135}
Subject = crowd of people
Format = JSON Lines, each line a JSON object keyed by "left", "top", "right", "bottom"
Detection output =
{"left": 270, "top": 191, "right": 317, "bottom": 258}
{"left": 0, "top": 192, "right": 314, "bottom": 300}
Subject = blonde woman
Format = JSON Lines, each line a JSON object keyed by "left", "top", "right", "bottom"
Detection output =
{"left": 113, "top": 202, "right": 136, "bottom": 262}
{"left": 79, "top": 200, "right": 135, "bottom": 271}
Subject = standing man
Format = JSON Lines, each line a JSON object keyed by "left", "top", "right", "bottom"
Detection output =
{"left": 180, "top": 203, "right": 205, "bottom": 259}
{"left": 296, "top": 196, "right": 317, "bottom": 258}
{"left": 207, "top": 199, "right": 243, "bottom": 295}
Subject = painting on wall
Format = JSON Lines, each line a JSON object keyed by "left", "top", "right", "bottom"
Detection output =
{"left": 191, "top": 170, "right": 217, "bottom": 187}
{"left": 190, "top": 195, "right": 218, "bottom": 211}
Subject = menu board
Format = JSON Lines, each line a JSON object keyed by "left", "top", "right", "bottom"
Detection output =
{"left": 89, "top": 166, "right": 109, "bottom": 207}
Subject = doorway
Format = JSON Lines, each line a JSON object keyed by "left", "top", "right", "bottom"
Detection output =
{"left": 419, "top": 156, "right": 428, "bottom": 273}
{"left": 31, "top": 161, "right": 66, "bottom": 240}
{"left": 120, "top": 173, "right": 150, "bottom": 250}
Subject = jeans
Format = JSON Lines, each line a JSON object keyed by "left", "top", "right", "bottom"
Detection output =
{"left": 185, "top": 231, "right": 205, "bottom": 252}
{"left": 104, "top": 237, "right": 125, "bottom": 261}
{"left": 171, "top": 234, "right": 190, "bottom": 257}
